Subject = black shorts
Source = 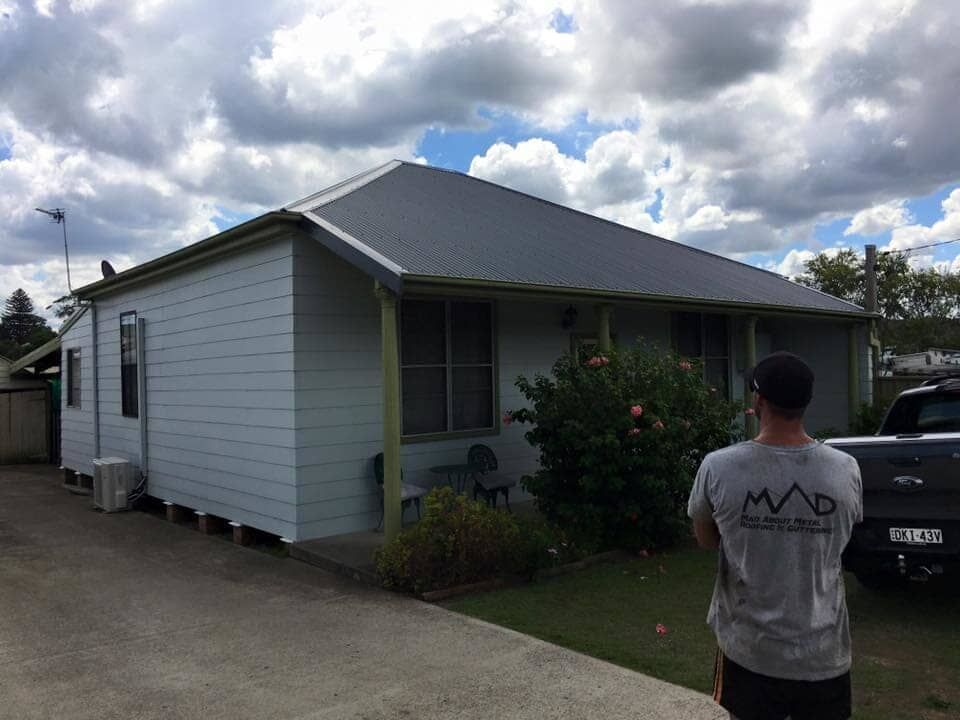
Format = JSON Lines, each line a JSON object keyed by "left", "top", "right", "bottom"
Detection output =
{"left": 713, "top": 650, "right": 852, "bottom": 720}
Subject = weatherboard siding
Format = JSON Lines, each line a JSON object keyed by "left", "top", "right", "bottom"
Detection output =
{"left": 60, "top": 308, "right": 96, "bottom": 477}
{"left": 290, "top": 235, "right": 679, "bottom": 539}
{"left": 83, "top": 237, "right": 299, "bottom": 537}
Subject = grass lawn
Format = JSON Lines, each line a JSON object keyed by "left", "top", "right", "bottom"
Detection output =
{"left": 446, "top": 546, "right": 960, "bottom": 720}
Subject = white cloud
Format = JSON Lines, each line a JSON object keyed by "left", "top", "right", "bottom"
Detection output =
{"left": 844, "top": 199, "right": 912, "bottom": 236}
{"left": 885, "top": 189, "right": 960, "bottom": 252}
{"left": 767, "top": 248, "right": 817, "bottom": 279}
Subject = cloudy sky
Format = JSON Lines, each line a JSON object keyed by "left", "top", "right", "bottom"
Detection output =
{"left": 2, "top": 0, "right": 959, "bottom": 322}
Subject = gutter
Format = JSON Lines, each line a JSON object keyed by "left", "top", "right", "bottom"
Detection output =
{"left": 401, "top": 274, "right": 879, "bottom": 321}
{"left": 74, "top": 211, "right": 301, "bottom": 300}
{"left": 90, "top": 302, "right": 100, "bottom": 458}
{"left": 136, "top": 316, "right": 147, "bottom": 480}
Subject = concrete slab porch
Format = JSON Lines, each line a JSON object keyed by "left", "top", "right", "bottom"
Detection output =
{"left": 291, "top": 529, "right": 384, "bottom": 586}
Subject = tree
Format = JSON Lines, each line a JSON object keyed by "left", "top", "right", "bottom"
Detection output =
{"left": 795, "top": 249, "right": 960, "bottom": 354}
{"left": 0, "top": 289, "right": 55, "bottom": 360}
{"left": 794, "top": 249, "right": 911, "bottom": 318}
{"left": 1, "top": 289, "right": 46, "bottom": 343}
{"left": 49, "top": 295, "right": 79, "bottom": 321}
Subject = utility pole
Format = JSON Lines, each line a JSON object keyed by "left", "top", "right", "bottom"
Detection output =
{"left": 864, "top": 244, "right": 877, "bottom": 314}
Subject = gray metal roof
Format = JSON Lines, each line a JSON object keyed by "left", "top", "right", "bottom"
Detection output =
{"left": 294, "top": 161, "right": 864, "bottom": 316}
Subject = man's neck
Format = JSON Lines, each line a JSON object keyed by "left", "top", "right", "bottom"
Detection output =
{"left": 753, "top": 420, "right": 814, "bottom": 447}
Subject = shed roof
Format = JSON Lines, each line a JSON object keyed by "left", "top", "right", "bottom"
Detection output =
{"left": 9, "top": 305, "right": 88, "bottom": 376}
{"left": 289, "top": 161, "right": 864, "bottom": 316}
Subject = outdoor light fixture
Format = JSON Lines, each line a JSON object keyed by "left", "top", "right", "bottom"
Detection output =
{"left": 561, "top": 305, "right": 578, "bottom": 329}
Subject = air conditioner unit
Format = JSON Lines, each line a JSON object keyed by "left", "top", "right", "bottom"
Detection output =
{"left": 92, "top": 457, "right": 134, "bottom": 512}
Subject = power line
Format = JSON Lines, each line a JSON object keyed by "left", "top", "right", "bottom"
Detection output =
{"left": 879, "top": 236, "right": 960, "bottom": 256}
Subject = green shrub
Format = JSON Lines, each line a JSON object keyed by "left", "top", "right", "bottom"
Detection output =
{"left": 850, "top": 402, "right": 886, "bottom": 436}
{"left": 375, "top": 487, "right": 521, "bottom": 594}
{"left": 507, "top": 343, "right": 741, "bottom": 551}
{"left": 512, "top": 515, "right": 592, "bottom": 580}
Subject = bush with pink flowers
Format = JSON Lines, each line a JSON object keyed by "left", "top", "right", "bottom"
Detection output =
{"left": 507, "top": 344, "right": 741, "bottom": 550}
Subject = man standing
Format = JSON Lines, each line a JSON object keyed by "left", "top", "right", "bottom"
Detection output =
{"left": 687, "top": 352, "right": 863, "bottom": 720}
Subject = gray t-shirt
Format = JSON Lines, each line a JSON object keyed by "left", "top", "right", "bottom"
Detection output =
{"left": 687, "top": 440, "right": 863, "bottom": 681}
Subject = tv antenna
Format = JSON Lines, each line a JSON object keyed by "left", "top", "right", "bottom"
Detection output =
{"left": 35, "top": 207, "right": 72, "bottom": 293}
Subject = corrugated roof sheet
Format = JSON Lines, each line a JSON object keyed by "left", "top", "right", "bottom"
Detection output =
{"left": 305, "top": 162, "right": 862, "bottom": 314}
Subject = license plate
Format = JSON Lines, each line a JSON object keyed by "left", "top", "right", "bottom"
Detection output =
{"left": 889, "top": 527, "right": 943, "bottom": 545}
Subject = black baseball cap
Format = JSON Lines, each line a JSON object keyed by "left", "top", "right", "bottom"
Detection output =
{"left": 746, "top": 352, "right": 814, "bottom": 409}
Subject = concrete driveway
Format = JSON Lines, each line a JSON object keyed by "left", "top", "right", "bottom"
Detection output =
{"left": 0, "top": 465, "right": 723, "bottom": 720}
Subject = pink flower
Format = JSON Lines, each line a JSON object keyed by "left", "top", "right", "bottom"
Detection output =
{"left": 502, "top": 411, "right": 513, "bottom": 426}
{"left": 586, "top": 355, "right": 610, "bottom": 367}
{"left": 653, "top": 420, "right": 664, "bottom": 430}
{"left": 678, "top": 360, "right": 692, "bottom": 371}
{"left": 656, "top": 623, "right": 669, "bottom": 636}
{"left": 628, "top": 427, "right": 642, "bottom": 437}
{"left": 744, "top": 408, "right": 756, "bottom": 416}
{"left": 638, "top": 549, "right": 650, "bottom": 558}
{"left": 630, "top": 404, "right": 644, "bottom": 418}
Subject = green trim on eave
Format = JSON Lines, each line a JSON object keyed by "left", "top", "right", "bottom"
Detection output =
{"left": 74, "top": 212, "right": 302, "bottom": 299}
{"left": 401, "top": 275, "right": 877, "bottom": 321}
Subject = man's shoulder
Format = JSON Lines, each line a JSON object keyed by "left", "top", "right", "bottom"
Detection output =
{"left": 813, "top": 442, "right": 860, "bottom": 471}
{"left": 702, "top": 441, "right": 756, "bottom": 468}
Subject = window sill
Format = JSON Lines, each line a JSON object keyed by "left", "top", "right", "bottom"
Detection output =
{"left": 401, "top": 426, "right": 500, "bottom": 444}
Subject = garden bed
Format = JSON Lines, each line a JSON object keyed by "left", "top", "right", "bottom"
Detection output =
{"left": 418, "top": 549, "right": 628, "bottom": 602}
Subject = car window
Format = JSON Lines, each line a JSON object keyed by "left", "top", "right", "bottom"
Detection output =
{"left": 882, "top": 391, "right": 960, "bottom": 434}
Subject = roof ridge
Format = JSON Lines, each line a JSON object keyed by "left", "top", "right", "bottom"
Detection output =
{"left": 284, "top": 160, "right": 403, "bottom": 213}
{"left": 392, "top": 162, "right": 863, "bottom": 312}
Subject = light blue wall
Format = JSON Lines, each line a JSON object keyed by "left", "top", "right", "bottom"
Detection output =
{"left": 61, "top": 236, "right": 299, "bottom": 538}
{"left": 62, "top": 230, "right": 869, "bottom": 542}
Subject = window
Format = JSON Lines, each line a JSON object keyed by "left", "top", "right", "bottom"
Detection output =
{"left": 66, "top": 348, "right": 81, "bottom": 408}
{"left": 882, "top": 391, "right": 960, "bottom": 434}
{"left": 675, "top": 312, "right": 730, "bottom": 397}
{"left": 120, "top": 312, "right": 139, "bottom": 418}
{"left": 400, "top": 299, "right": 495, "bottom": 436}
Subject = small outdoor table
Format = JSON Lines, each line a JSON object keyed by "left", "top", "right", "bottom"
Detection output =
{"left": 428, "top": 463, "right": 479, "bottom": 494}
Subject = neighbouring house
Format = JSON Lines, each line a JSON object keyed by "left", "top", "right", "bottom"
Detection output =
{"left": 60, "top": 160, "right": 875, "bottom": 541}
{"left": 885, "top": 348, "right": 960, "bottom": 375}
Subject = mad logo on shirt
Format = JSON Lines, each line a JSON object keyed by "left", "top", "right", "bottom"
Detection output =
{"left": 739, "top": 482, "right": 837, "bottom": 535}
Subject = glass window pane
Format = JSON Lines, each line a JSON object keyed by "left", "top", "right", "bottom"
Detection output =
{"left": 452, "top": 366, "right": 493, "bottom": 431}
{"left": 120, "top": 313, "right": 138, "bottom": 417}
{"left": 915, "top": 396, "right": 960, "bottom": 432}
{"left": 401, "top": 300, "right": 446, "bottom": 366}
{"left": 704, "top": 314, "right": 728, "bottom": 357}
{"left": 676, "top": 312, "right": 702, "bottom": 357}
{"left": 705, "top": 358, "right": 730, "bottom": 399}
{"left": 451, "top": 302, "right": 492, "bottom": 364}
{"left": 402, "top": 367, "right": 447, "bottom": 435}
{"left": 68, "top": 349, "right": 81, "bottom": 407}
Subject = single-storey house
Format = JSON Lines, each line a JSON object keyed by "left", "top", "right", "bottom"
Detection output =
{"left": 60, "top": 160, "right": 875, "bottom": 542}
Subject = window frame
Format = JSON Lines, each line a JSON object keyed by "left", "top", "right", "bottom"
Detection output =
{"left": 673, "top": 311, "right": 732, "bottom": 399}
{"left": 120, "top": 311, "right": 139, "bottom": 419}
{"left": 399, "top": 298, "right": 499, "bottom": 442}
{"left": 66, "top": 347, "right": 81, "bottom": 409}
